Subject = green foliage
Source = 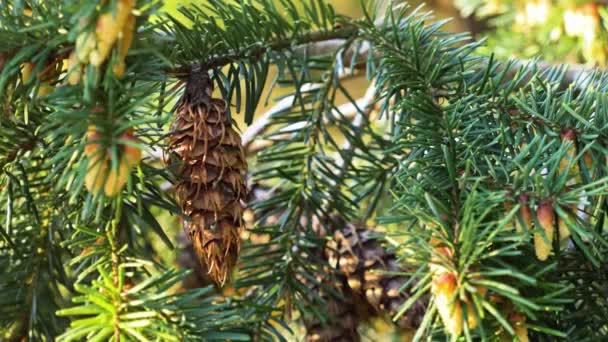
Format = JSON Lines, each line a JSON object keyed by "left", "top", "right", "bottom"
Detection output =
{"left": 375, "top": 31, "right": 608, "bottom": 341}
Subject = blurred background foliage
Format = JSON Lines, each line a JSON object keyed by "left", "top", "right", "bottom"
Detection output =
{"left": 456, "top": 0, "right": 608, "bottom": 66}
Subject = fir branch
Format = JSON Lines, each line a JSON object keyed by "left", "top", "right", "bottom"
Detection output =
{"left": 200, "top": 32, "right": 599, "bottom": 90}
{"left": 171, "top": 25, "right": 360, "bottom": 76}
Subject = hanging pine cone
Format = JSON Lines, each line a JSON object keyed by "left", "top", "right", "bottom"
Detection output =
{"left": 326, "top": 223, "right": 427, "bottom": 329}
{"left": 167, "top": 67, "right": 247, "bottom": 285}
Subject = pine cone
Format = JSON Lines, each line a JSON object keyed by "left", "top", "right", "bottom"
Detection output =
{"left": 326, "top": 223, "right": 427, "bottom": 329}
{"left": 167, "top": 68, "right": 247, "bottom": 285}
{"left": 175, "top": 229, "right": 214, "bottom": 289}
{"left": 303, "top": 278, "right": 362, "bottom": 342}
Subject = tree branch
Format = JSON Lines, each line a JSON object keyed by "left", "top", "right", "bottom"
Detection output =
{"left": 172, "top": 25, "right": 361, "bottom": 76}
{"left": 211, "top": 34, "right": 597, "bottom": 87}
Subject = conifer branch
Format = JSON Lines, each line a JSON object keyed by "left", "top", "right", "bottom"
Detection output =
{"left": 171, "top": 25, "right": 361, "bottom": 76}
{"left": 204, "top": 33, "right": 597, "bottom": 89}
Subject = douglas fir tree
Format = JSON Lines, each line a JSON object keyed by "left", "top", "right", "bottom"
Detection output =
{"left": 1, "top": 0, "right": 608, "bottom": 341}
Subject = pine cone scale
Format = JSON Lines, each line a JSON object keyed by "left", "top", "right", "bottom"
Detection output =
{"left": 327, "top": 223, "right": 427, "bottom": 330}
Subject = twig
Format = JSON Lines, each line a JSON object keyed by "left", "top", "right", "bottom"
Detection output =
{"left": 171, "top": 26, "right": 361, "bottom": 76}
{"left": 241, "top": 83, "right": 322, "bottom": 152}
{"left": 335, "top": 81, "right": 377, "bottom": 172}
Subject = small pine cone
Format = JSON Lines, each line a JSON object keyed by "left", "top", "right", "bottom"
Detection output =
{"left": 167, "top": 68, "right": 247, "bottom": 285}
{"left": 302, "top": 217, "right": 365, "bottom": 341}
{"left": 326, "top": 223, "right": 427, "bottom": 329}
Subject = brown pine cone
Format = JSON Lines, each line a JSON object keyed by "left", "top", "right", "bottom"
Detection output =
{"left": 303, "top": 291, "right": 362, "bottom": 341}
{"left": 302, "top": 268, "right": 364, "bottom": 342}
{"left": 326, "top": 223, "right": 427, "bottom": 329}
{"left": 167, "top": 68, "right": 247, "bottom": 285}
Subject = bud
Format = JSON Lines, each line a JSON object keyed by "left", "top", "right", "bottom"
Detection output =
{"left": 463, "top": 297, "right": 479, "bottom": 330}
{"left": 559, "top": 129, "right": 578, "bottom": 177}
{"left": 84, "top": 125, "right": 103, "bottom": 156}
{"left": 76, "top": 32, "right": 96, "bottom": 63}
{"left": 534, "top": 201, "right": 555, "bottom": 261}
{"left": 504, "top": 201, "right": 515, "bottom": 230}
{"left": 429, "top": 239, "right": 454, "bottom": 276}
{"left": 91, "top": 0, "right": 135, "bottom": 67}
{"left": 120, "top": 128, "right": 142, "bottom": 167}
{"left": 514, "top": 324, "right": 529, "bottom": 342}
{"left": 432, "top": 273, "right": 462, "bottom": 337}
{"left": 558, "top": 204, "right": 576, "bottom": 249}
{"left": 516, "top": 194, "right": 532, "bottom": 233}
{"left": 85, "top": 155, "right": 109, "bottom": 195}
{"left": 112, "top": 61, "right": 126, "bottom": 78}
{"left": 476, "top": 285, "right": 488, "bottom": 298}
{"left": 67, "top": 52, "right": 82, "bottom": 85}
{"left": 583, "top": 150, "right": 593, "bottom": 172}
{"left": 509, "top": 312, "right": 529, "bottom": 342}
{"left": 465, "top": 277, "right": 487, "bottom": 330}
{"left": 119, "top": 15, "right": 136, "bottom": 58}
{"left": 113, "top": 14, "right": 136, "bottom": 78}
{"left": 84, "top": 125, "right": 141, "bottom": 197}
{"left": 104, "top": 156, "right": 129, "bottom": 197}
{"left": 37, "top": 83, "right": 54, "bottom": 97}
{"left": 21, "top": 62, "right": 34, "bottom": 83}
